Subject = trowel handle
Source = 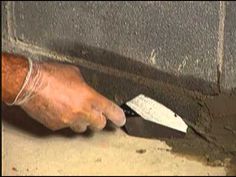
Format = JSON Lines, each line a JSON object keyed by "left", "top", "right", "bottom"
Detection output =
{"left": 120, "top": 104, "right": 138, "bottom": 117}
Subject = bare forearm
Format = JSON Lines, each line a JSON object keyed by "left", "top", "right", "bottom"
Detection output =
{"left": 2, "top": 52, "right": 29, "bottom": 103}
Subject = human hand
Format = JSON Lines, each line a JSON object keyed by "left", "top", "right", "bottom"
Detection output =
{"left": 10, "top": 59, "right": 126, "bottom": 133}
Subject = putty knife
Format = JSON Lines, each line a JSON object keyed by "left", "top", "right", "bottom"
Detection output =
{"left": 121, "top": 94, "right": 188, "bottom": 139}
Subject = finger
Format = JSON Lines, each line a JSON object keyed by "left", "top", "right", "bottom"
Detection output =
{"left": 89, "top": 89, "right": 126, "bottom": 127}
{"left": 88, "top": 108, "right": 107, "bottom": 131}
{"left": 70, "top": 119, "right": 89, "bottom": 133}
{"left": 103, "top": 101, "right": 126, "bottom": 127}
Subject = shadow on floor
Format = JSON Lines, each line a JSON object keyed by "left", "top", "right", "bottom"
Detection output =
{"left": 2, "top": 103, "right": 116, "bottom": 138}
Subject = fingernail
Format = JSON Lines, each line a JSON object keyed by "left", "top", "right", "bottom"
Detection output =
{"left": 118, "top": 110, "right": 126, "bottom": 127}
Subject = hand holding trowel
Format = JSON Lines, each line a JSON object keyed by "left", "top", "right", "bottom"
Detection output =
{"left": 3, "top": 52, "right": 188, "bottom": 137}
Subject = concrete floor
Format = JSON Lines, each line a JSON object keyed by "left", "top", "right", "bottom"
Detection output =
{"left": 2, "top": 108, "right": 227, "bottom": 176}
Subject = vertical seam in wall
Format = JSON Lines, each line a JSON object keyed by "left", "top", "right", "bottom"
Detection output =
{"left": 217, "top": 1, "right": 226, "bottom": 93}
{"left": 6, "top": 1, "right": 12, "bottom": 40}
{"left": 12, "top": 1, "right": 17, "bottom": 40}
{"left": 6, "top": 1, "right": 16, "bottom": 42}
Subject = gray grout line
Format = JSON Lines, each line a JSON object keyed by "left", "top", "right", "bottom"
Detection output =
{"left": 6, "top": 1, "right": 14, "bottom": 41}
{"left": 217, "top": 1, "right": 226, "bottom": 92}
{"left": 11, "top": 1, "right": 17, "bottom": 40}
{"left": 7, "top": 39, "right": 208, "bottom": 99}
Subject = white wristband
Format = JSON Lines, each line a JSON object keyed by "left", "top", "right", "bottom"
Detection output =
{"left": 7, "top": 57, "right": 33, "bottom": 106}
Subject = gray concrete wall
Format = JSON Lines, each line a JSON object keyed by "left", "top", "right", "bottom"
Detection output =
{"left": 2, "top": 1, "right": 236, "bottom": 96}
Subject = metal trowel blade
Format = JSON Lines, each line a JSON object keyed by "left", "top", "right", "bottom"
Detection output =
{"left": 121, "top": 94, "right": 188, "bottom": 139}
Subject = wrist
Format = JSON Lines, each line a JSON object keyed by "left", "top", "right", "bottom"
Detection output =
{"left": 2, "top": 53, "right": 29, "bottom": 103}
{"left": 8, "top": 57, "right": 42, "bottom": 105}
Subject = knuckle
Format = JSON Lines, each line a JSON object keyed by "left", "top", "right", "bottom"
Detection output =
{"left": 70, "top": 125, "right": 87, "bottom": 133}
{"left": 97, "top": 116, "right": 107, "bottom": 130}
{"left": 46, "top": 121, "right": 67, "bottom": 131}
{"left": 69, "top": 118, "right": 89, "bottom": 133}
{"left": 91, "top": 116, "right": 106, "bottom": 131}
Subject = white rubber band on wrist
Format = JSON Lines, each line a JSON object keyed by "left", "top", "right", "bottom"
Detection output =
{"left": 7, "top": 57, "right": 33, "bottom": 106}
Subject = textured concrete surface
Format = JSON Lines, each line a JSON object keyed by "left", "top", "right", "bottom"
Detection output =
{"left": 2, "top": 105, "right": 227, "bottom": 176}
{"left": 13, "top": 1, "right": 220, "bottom": 93}
{"left": 221, "top": 2, "right": 236, "bottom": 91}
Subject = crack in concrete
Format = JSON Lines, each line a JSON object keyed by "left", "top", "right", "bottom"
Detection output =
{"left": 4, "top": 38, "right": 211, "bottom": 102}
{"left": 7, "top": 39, "right": 232, "bottom": 156}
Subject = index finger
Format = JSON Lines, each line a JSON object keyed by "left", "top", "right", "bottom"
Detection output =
{"left": 90, "top": 89, "right": 126, "bottom": 127}
{"left": 103, "top": 100, "right": 126, "bottom": 127}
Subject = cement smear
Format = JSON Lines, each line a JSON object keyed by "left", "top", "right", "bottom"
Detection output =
{"left": 76, "top": 63, "right": 236, "bottom": 174}
{"left": 164, "top": 94, "right": 236, "bottom": 175}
